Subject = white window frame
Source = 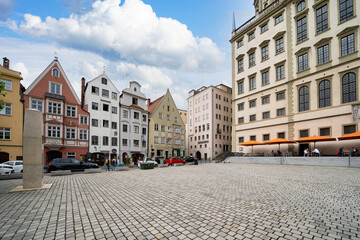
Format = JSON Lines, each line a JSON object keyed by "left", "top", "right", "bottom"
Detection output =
{"left": 79, "top": 129, "right": 88, "bottom": 140}
{"left": 48, "top": 101, "right": 62, "bottom": 115}
{"left": 66, "top": 105, "right": 77, "bottom": 118}
{"left": 0, "top": 103, "right": 12, "bottom": 116}
{"left": 52, "top": 68, "right": 60, "bottom": 78}
{"left": 79, "top": 115, "right": 88, "bottom": 125}
{"left": 0, "top": 127, "right": 11, "bottom": 140}
{"left": 0, "top": 79, "right": 12, "bottom": 91}
{"left": 66, "top": 128, "right": 76, "bottom": 139}
{"left": 67, "top": 152, "right": 76, "bottom": 158}
{"left": 47, "top": 125, "right": 61, "bottom": 138}
{"left": 49, "top": 82, "right": 62, "bottom": 95}
{"left": 30, "top": 98, "right": 43, "bottom": 112}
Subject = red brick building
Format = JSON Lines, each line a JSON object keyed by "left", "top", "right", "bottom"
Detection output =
{"left": 24, "top": 58, "right": 90, "bottom": 165}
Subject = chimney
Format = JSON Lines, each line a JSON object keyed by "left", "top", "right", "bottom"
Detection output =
{"left": 81, "top": 77, "right": 85, "bottom": 107}
{"left": 3, "top": 57, "right": 9, "bottom": 69}
{"left": 147, "top": 98, "right": 150, "bottom": 106}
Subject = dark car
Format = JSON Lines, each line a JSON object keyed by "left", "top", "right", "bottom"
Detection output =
{"left": 184, "top": 156, "right": 195, "bottom": 163}
{"left": 47, "top": 158, "right": 99, "bottom": 173}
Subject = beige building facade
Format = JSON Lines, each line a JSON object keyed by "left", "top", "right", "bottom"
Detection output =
{"left": 148, "top": 90, "right": 186, "bottom": 160}
{"left": 188, "top": 84, "right": 232, "bottom": 160}
{"left": 231, "top": 0, "right": 360, "bottom": 155}
{"left": 178, "top": 109, "right": 188, "bottom": 156}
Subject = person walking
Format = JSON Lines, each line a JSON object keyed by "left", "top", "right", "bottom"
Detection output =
{"left": 105, "top": 158, "right": 110, "bottom": 171}
{"left": 112, "top": 158, "right": 116, "bottom": 171}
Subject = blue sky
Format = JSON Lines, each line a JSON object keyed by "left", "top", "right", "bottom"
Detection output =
{"left": 0, "top": 0, "right": 254, "bottom": 109}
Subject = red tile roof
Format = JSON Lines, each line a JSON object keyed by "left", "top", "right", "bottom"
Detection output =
{"left": 148, "top": 96, "right": 164, "bottom": 115}
{"left": 130, "top": 104, "right": 147, "bottom": 112}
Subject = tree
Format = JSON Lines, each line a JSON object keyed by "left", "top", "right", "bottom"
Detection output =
{"left": 0, "top": 80, "right": 6, "bottom": 111}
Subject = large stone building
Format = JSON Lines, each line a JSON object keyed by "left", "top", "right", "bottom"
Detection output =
{"left": 24, "top": 58, "right": 90, "bottom": 164}
{"left": 119, "top": 81, "right": 148, "bottom": 165}
{"left": 82, "top": 72, "right": 120, "bottom": 164}
{"left": 188, "top": 84, "right": 232, "bottom": 160}
{"left": 177, "top": 109, "right": 188, "bottom": 156}
{"left": 231, "top": 0, "right": 359, "bottom": 155}
{"left": 148, "top": 89, "right": 186, "bottom": 160}
{"left": 0, "top": 58, "right": 24, "bottom": 163}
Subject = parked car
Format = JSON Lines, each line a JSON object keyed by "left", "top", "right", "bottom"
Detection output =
{"left": 3, "top": 160, "right": 23, "bottom": 173}
{"left": 138, "top": 157, "right": 158, "bottom": 168}
{"left": 165, "top": 157, "right": 186, "bottom": 166}
{"left": 47, "top": 158, "right": 99, "bottom": 173}
{"left": 184, "top": 156, "right": 195, "bottom": 163}
{"left": 0, "top": 164, "right": 15, "bottom": 175}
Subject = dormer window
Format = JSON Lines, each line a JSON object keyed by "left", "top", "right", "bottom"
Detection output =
{"left": 101, "top": 78, "right": 107, "bottom": 85}
{"left": 132, "top": 97, "right": 138, "bottom": 105}
{"left": 50, "top": 82, "right": 61, "bottom": 95}
{"left": 52, "top": 68, "right": 59, "bottom": 78}
{"left": 134, "top": 87, "right": 137, "bottom": 92}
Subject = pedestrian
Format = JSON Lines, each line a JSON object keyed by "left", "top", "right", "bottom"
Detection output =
{"left": 304, "top": 148, "right": 309, "bottom": 157}
{"left": 351, "top": 147, "right": 358, "bottom": 156}
{"left": 337, "top": 147, "right": 344, "bottom": 157}
{"left": 105, "top": 158, "right": 110, "bottom": 171}
{"left": 313, "top": 148, "right": 320, "bottom": 156}
{"left": 112, "top": 158, "right": 116, "bottom": 171}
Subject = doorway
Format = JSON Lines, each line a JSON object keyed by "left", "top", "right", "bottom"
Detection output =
{"left": 299, "top": 144, "right": 309, "bottom": 156}
{"left": 46, "top": 151, "right": 62, "bottom": 164}
{"left": 196, "top": 151, "right": 201, "bottom": 160}
{"left": 0, "top": 152, "right": 9, "bottom": 163}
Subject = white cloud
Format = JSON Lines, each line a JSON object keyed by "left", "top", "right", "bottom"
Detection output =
{"left": 13, "top": 0, "right": 225, "bottom": 71}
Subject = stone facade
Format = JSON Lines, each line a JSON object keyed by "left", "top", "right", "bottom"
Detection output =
{"left": 231, "top": 0, "right": 360, "bottom": 155}
{"left": 187, "top": 84, "right": 232, "bottom": 160}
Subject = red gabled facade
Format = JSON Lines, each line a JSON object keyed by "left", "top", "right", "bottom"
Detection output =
{"left": 24, "top": 58, "right": 89, "bottom": 165}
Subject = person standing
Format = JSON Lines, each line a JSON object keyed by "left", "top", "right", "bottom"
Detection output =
{"left": 112, "top": 158, "right": 116, "bottom": 171}
{"left": 105, "top": 158, "right": 110, "bottom": 171}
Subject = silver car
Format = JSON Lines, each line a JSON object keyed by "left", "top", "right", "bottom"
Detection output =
{"left": 0, "top": 164, "right": 15, "bottom": 175}
{"left": 3, "top": 161, "right": 23, "bottom": 173}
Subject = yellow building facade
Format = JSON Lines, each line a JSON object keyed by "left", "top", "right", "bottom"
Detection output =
{"left": 0, "top": 58, "right": 24, "bottom": 162}
{"left": 148, "top": 90, "right": 186, "bottom": 159}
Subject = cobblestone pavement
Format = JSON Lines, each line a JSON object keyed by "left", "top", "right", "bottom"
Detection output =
{"left": 0, "top": 164, "right": 359, "bottom": 240}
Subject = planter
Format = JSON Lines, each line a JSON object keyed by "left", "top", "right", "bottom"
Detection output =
{"left": 140, "top": 162, "right": 154, "bottom": 170}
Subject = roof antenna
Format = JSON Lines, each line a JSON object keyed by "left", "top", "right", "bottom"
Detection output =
{"left": 103, "top": 65, "right": 106, "bottom": 73}
{"left": 232, "top": 12, "right": 236, "bottom": 32}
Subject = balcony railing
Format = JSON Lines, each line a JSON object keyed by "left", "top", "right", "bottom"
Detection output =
{"left": 232, "top": 0, "right": 286, "bottom": 37}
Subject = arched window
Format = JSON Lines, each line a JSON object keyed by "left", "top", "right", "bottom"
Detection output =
{"left": 342, "top": 72, "right": 356, "bottom": 103}
{"left": 299, "top": 86, "right": 309, "bottom": 112}
{"left": 297, "top": 0, "right": 306, "bottom": 12}
{"left": 319, "top": 80, "right": 331, "bottom": 108}
{"left": 52, "top": 68, "right": 59, "bottom": 77}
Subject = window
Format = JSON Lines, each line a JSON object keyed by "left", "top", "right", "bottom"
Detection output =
{"left": 344, "top": 124, "right": 356, "bottom": 134}
{"left": 134, "top": 126, "right": 139, "bottom": 133}
{"left": 276, "top": 37, "right": 284, "bottom": 54}
{"left": 276, "top": 92, "right": 285, "bottom": 100}
{"left": 278, "top": 132, "right": 285, "bottom": 139}
{"left": 297, "top": 16, "right": 307, "bottom": 43}
{"left": 237, "top": 39, "right": 243, "bottom": 48}
{"left": 123, "top": 110, "right": 128, "bottom": 118}
{"left": 0, "top": 79, "right": 11, "bottom": 90}
{"left": 112, "top": 92, "right": 117, "bottom": 99}
{"left": 159, "top": 113, "right": 162, "bottom": 119}
{"left": 50, "top": 82, "right": 61, "bottom": 95}
{"left": 249, "top": 100, "right": 256, "bottom": 108}
{"left": 161, "top": 125, "right": 165, "bottom": 132}
{"left": 342, "top": 72, "right": 356, "bottom": 103}
{"left": 67, "top": 152, "right": 76, "bottom": 158}
{"left": 48, "top": 102, "right": 61, "bottom": 114}
{"left": 143, "top": 115, "right": 147, "bottom": 122}
{"left": 261, "top": 23, "right": 268, "bottom": 33}
{"left": 111, "top": 137, "right": 117, "bottom": 146}
{"left": 316, "top": 4, "right": 328, "bottom": 34}
{"left": 320, "top": 127, "right": 330, "bottom": 136}
{"left": 102, "top": 89, "right": 109, "bottom": 97}
{"left": 248, "top": 32, "right": 255, "bottom": 41}
{"left": 112, "top": 106, "right": 117, "bottom": 114}
{"left": 250, "top": 136, "right": 256, "bottom": 141}
{"left": 238, "top": 103, "right": 244, "bottom": 111}
{"left": 123, "top": 124, "right": 128, "bottom": 132}
{"left": 92, "top": 102, "right": 98, "bottom": 110}
{"left": 168, "top": 126, "right": 173, "bottom": 133}
{"left": 262, "top": 71, "right": 269, "bottom": 85}
{"left": 300, "top": 129, "right": 309, "bottom": 138}
{"left": 238, "top": 137, "right": 244, "bottom": 143}
{"left": 66, "top": 106, "right": 76, "bottom": 117}
{"left": 276, "top": 65, "right": 285, "bottom": 80}
{"left": 132, "top": 98, "right": 138, "bottom": 105}
{"left": 103, "top": 136, "right": 109, "bottom": 146}
{"left": 48, "top": 125, "right": 60, "bottom": 138}
{"left": 134, "top": 112, "right": 139, "bottom": 119}
{"left": 0, "top": 127, "right": 10, "bottom": 140}
{"left": 341, "top": 34, "right": 355, "bottom": 56}
{"left": 263, "top": 111, "right": 270, "bottom": 119}
{"left": 319, "top": 80, "right": 331, "bottom": 108}
{"left": 249, "top": 77, "right": 256, "bottom": 90}
{"left": 317, "top": 44, "right": 329, "bottom": 65}
{"left": 275, "top": 14, "right": 283, "bottom": 24}
{"left": 52, "top": 68, "right": 59, "bottom": 77}
{"left": 101, "top": 78, "right": 107, "bottom": 85}
{"left": 339, "top": 0, "right": 353, "bottom": 23}
{"left": 263, "top": 134, "right": 270, "bottom": 141}
{"left": 277, "top": 108, "right": 285, "bottom": 116}
{"left": 103, "top": 120, "right": 109, "bottom": 128}
{"left": 154, "top": 124, "right": 159, "bottom": 131}
{"left": 66, "top": 128, "right": 76, "bottom": 139}
{"left": 92, "top": 136, "right": 99, "bottom": 145}
{"left": 262, "top": 96, "right": 270, "bottom": 105}
{"left": 80, "top": 115, "right": 88, "bottom": 125}
{"left": 249, "top": 52, "right": 255, "bottom": 67}
{"left": 103, "top": 104, "right": 109, "bottom": 112}
{"left": 250, "top": 114, "right": 256, "bottom": 122}
{"left": 31, "top": 99, "right": 43, "bottom": 112}
{"left": 142, "top": 127, "right": 146, "bottom": 135}
{"left": 299, "top": 86, "right": 309, "bottom": 112}
{"left": 92, "top": 86, "right": 99, "bottom": 95}
{"left": 122, "top": 139, "right": 128, "bottom": 146}
{"left": 262, "top": 45, "right": 269, "bottom": 61}
{"left": 111, "top": 122, "right": 117, "bottom": 129}
{"left": 298, "top": 53, "right": 308, "bottom": 72}
{"left": 92, "top": 119, "right": 98, "bottom": 127}
{"left": 297, "top": 0, "right": 305, "bottom": 12}
{"left": 238, "top": 59, "right": 243, "bottom": 72}
{"left": 238, "top": 81, "right": 244, "bottom": 94}
{"left": 167, "top": 115, "right": 170, "bottom": 121}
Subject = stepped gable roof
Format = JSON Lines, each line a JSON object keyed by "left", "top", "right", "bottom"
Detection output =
{"left": 148, "top": 96, "right": 164, "bottom": 115}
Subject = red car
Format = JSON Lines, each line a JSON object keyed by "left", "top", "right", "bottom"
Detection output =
{"left": 165, "top": 157, "right": 186, "bottom": 166}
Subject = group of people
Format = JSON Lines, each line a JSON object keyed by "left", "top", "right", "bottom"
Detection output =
{"left": 336, "top": 147, "right": 358, "bottom": 156}
{"left": 304, "top": 148, "right": 320, "bottom": 157}
{"left": 105, "top": 158, "right": 118, "bottom": 171}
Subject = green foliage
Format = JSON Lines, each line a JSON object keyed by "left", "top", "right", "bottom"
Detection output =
{"left": 0, "top": 80, "right": 6, "bottom": 111}
{"left": 140, "top": 162, "right": 154, "bottom": 170}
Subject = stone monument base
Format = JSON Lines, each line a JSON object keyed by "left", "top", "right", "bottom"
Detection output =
{"left": 9, "top": 184, "right": 52, "bottom": 193}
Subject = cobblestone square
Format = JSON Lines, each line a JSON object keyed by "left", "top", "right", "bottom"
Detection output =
{"left": 0, "top": 164, "right": 359, "bottom": 239}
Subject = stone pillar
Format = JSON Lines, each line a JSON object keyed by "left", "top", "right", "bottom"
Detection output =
{"left": 23, "top": 109, "right": 43, "bottom": 189}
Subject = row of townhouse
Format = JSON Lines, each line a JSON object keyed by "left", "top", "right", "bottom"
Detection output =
{"left": 0, "top": 57, "right": 186, "bottom": 165}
